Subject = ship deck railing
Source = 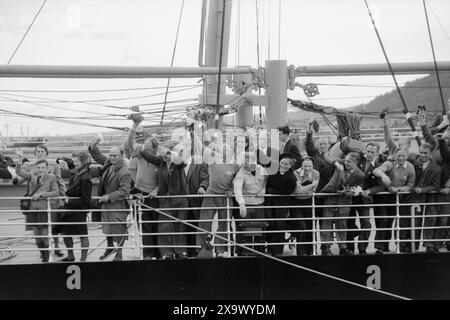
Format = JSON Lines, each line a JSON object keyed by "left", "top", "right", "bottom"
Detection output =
{"left": 0, "top": 191, "right": 449, "bottom": 262}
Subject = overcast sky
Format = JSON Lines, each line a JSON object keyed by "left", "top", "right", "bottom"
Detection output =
{"left": 0, "top": 0, "right": 449, "bottom": 137}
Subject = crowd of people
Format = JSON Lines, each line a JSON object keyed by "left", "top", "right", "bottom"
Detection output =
{"left": 4, "top": 108, "right": 450, "bottom": 262}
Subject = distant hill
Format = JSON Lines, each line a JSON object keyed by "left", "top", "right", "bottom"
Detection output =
{"left": 347, "top": 72, "right": 450, "bottom": 114}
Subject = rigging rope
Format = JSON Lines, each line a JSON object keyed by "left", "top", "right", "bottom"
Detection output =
{"left": 138, "top": 201, "right": 410, "bottom": 300}
{"left": 423, "top": 0, "right": 447, "bottom": 115}
{"left": 160, "top": 0, "right": 185, "bottom": 125}
{"left": 7, "top": 0, "right": 47, "bottom": 65}
{"left": 363, "top": 0, "right": 421, "bottom": 147}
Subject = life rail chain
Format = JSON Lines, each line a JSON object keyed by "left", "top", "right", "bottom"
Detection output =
{"left": 0, "top": 191, "right": 449, "bottom": 258}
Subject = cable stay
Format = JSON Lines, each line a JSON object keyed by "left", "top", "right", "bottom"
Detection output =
{"left": 423, "top": 0, "right": 447, "bottom": 115}
{"left": 6, "top": 0, "right": 47, "bottom": 64}
{"left": 161, "top": 0, "right": 185, "bottom": 125}
{"left": 363, "top": 0, "right": 421, "bottom": 146}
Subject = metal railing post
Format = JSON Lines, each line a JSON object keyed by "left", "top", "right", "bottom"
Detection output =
{"left": 226, "top": 195, "right": 231, "bottom": 257}
{"left": 395, "top": 193, "right": 401, "bottom": 254}
{"left": 137, "top": 201, "right": 144, "bottom": 260}
{"left": 411, "top": 205, "right": 420, "bottom": 253}
{"left": 128, "top": 196, "right": 135, "bottom": 250}
{"left": 47, "top": 198, "right": 53, "bottom": 262}
{"left": 312, "top": 194, "right": 317, "bottom": 256}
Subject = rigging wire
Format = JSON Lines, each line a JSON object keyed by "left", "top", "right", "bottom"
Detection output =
{"left": 135, "top": 98, "right": 198, "bottom": 108}
{"left": 0, "top": 85, "right": 201, "bottom": 104}
{"left": 0, "top": 84, "right": 202, "bottom": 94}
{"left": 161, "top": 0, "right": 185, "bottom": 125}
{"left": 7, "top": 0, "right": 47, "bottom": 65}
{"left": 423, "top": 0, "right": 447, "bottom": 115}
{"left": 0, "top": 93, "right": 198, "bottom": 118}
{"left": 426, "top": 0, "right": 450, "bottom": 44}
{"left": 363, "top": 0, "right": 421, "bottom": 147}
{"left": 0, "top": 94, "right": 122, "bottom": 117}
{"left": 0, "top": 107, "right": 127, "bottom": 131}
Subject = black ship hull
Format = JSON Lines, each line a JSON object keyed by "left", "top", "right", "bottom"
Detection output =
{"left": 1, "top": 252, "right": 448, "bottom": 300}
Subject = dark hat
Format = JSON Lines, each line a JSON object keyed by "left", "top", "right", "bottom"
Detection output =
{"left": 279, "top": 152, "right": 297, "bottom": 161}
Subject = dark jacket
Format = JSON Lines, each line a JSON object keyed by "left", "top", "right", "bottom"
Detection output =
{"left": 305, "top": 132, "right": 335, "bottom": 191}
{"left": 358, "top": 156, "right": 386, "bottom": 194}
{"left": 65, "top": 167, "right": 92, "bottom": 210}
{"left": 282, "top": 140, "right": 302, "bottom": 168}
{"left": 266, "top": 170, "right": 297, "bottom": 196}
{"left": 413, "top": 161, "right": 442, "bottom": 193}
{"left": 320, "top": 167, "right": 365, "bottom": 194}
{"left": 139, "top": 151, "right": 187, "bottom": 196}
{"left": 184, "top": 163, "right": 209, "bottom": 207}
{"left": 438, "top": 139, "right": 450, "bottom": 188}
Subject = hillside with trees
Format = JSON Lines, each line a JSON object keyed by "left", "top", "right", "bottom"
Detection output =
{"left": 347, "top": 72, "right": 450, "bottom": 114}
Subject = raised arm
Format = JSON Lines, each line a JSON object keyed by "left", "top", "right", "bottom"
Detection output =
{"left": 305, "top": 132, "right": 318, "bottom": 157}
{"left": 15, "top": 162, "right": 32, "bottom": 181}
{"left": 139, "top": 149, "right": 162, "bottom": 166}
{"left": 383, "top": 118, "right": 397, "bottom": 155}
{"left": 88, "top": 143, "right": 107, "bottom": 166}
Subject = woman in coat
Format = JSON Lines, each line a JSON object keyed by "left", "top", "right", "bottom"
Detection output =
{"left": 54, "top": 152, "right": 92, "bottom": 262}
{"left": 264, "top": 153, "right": 298, "bottom": 256}
{"left": 15, "top": 157, "right": 59, "bottom": 262}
